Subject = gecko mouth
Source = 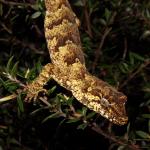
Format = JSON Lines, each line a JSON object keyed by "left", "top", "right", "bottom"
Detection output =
{"left": 111, "top": 115, "right": 128, "bottom": 125}
{"left": 100, "top": 107, "right": 128, "bottom": 125}
{"left": 106, "top": 95, "right": 128, "bottom": 125}
{"left": 108, "top": 105, "right": 128, "bottom": 125}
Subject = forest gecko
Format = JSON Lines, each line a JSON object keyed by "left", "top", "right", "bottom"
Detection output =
{"left": 25, "top": 0, "right": 128, "bottom": 125}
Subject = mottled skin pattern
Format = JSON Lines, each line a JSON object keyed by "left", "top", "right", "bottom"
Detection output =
{"left": 25, "top": 0, "right": 128, "bottom": 125}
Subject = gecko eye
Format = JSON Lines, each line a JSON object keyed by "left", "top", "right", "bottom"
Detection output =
{"left": 101, "top": 97, "right": 114, "bottom": 107}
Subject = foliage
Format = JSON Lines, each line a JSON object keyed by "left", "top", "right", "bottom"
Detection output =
{"left": 0, "top": 0, "right": 150, "bottom": 149}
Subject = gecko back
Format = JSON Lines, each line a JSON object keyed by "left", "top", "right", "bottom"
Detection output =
{"left": 44, "top": 0, "right": 85, "bottom": 65}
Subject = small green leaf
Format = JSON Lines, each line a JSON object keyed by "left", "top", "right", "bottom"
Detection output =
{"left": 73, "top": 1, "right": 84, "bottom": 7}
{"left": 57, "top": 94, "right": 67, "bottom": 102}
{"left": 105, "top": 8, "right": 111, "bottom": 22}
{"left": 142, "top": 114, "right": 150, "bottom": 119}
{"left": 145, "top": 9, "right": 150, "bottom": 18}
{"left": 86, "top": 112, "right": 96, "bottom": 119}
{"left": 67, "top": 118, "right": 80, "bottom": 123}
{"left": 42, "top": 112, "right": 60, "bottom": 123}
{"left": 47, "top": 86, "right": 57, "bottom": 95}
{"left": 9, "top": 138, "right": 21, "bottom": 146}
{"left": 6, "top": 56, "right": 14, "bottom": 73}
{"left": 119, "top": 63, "right": 129, "bottom": 74}
{"left": 31, "top": 11, "right": 41, "bottom": 19}
{"left": 99, "top": 18, "right": 107, "bottom": 26}
{"left": 82, "top": 107, "right": 87, "bottom": 116}
{"left": 11, "top": 61, "right": 19, "bottom": 77}
{"left": 17, "top": 93, "right": 24, "bottom": 113}
{"left": 30, "top": 107, "right": 49, "bottom": 115}
{"left": 0, "top": 78, "right": 7, "bottom": 89}
{"left": 129, "top": 52, "right": 145, "bottom": 62}
{"left": 65, "top": 97, "right": 74, "bottom": 105}
{"left": 136, "top": 131, "right": 150, "bottom": 139}
{"left": 77, "top": 123, "right": 87, "bottom": 130}
{"left": 129, "top": 52, "right": 135, "bottom": 65}
{"left": 126, "top": 122, "right": 131, "bottom": 135}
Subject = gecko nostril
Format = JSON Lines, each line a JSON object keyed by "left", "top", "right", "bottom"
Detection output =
{"left": 119, "top": 95, "right": 127, "bottom": 101}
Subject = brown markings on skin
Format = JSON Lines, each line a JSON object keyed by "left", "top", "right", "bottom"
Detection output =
{"left": 25, "top": 0, "right": 128, "bottom": 125}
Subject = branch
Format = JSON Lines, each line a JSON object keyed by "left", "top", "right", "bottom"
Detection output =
{"left": 120, "top": 59, "right": 150, "bottom": 89}
{"left": 92, "top": 27, "right": 112, "bottom": 72}
{"left": 82, "top": 0, "right": 93, "bottom": 38}
{"left": 92, "top": 0, "right": 122, "bottom": 72}
{"left": 0, "top": 0, "right": 33, "bottom": 7}
{"left": 91, "top": 123, "right": 141, "bottom": 150}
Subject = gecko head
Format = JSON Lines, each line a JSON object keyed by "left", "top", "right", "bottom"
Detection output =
{"left": 99, "top": 93, "right": 128, "bottom": 125}
{"left": 88, "top": 91, "right": 128, "bottom": 125}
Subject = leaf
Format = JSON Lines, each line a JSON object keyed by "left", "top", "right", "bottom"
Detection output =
{"left": 30, "top": 107, "right": 48, "bottom": 115}
{"left": 145, "top": 9, "right": 150, "bottom": 18}
{"left": 117, "top": 145, "right": 127, "bottom": 150}
{"left": 86, "top": 112, "right": 96, "bottom": 119}
{"left": 129, "top": 52, "right": 135, "bottom": 65}
{"left": 9, "top": 138, "right": 21, "bottom": 146}
{"left": 17, "top": 93, "right": 24, "bottom": 113}
{"left": 47, "top": 86, "right": 57, "bottom": 95}
{"left": 42, "top": 112, "right": 60, "bottom": 123}
{"left": 31, "top": 11, "right": 41, "bottom": 19}
{"left": 99, "top": 18, "right": 107, "bottom": 26}
{"left": 142, "top": 114, "right": 150, "bottom": 119}
{"left": 11, "top": 61, "right": 19, "bottom": 77}
{"left": 0, "top": 78, "right": 7, "bottom": 89}
{"left": 105, "top": 8, "right": 111, "bottom": 22}
{"left": 24, "top": 68, "right": 30, "bottom": 79}
{"left": 66, "top": 97, "right": 74, "bottom": 105}
{"left": 82, "top": 107, "right": 87, "bottom": 116}
{"left": 136, "top": 131, "right": 150, "bottom": 139}
{"left": 119, "top": 63, "right": 129, "bottom": 73}
{"left": 129, "top": 52, "right": 145, "bottom": 63}
{"left": 0, "top": 94, "right": 16, "bottom": 103}
{"left": 126, "top": 122, "right": 131, "bottom": 135}
{"left": 6, "top": 56, "right": 14, "bottom": 73}
{"left": 57, "top": 94, "right": 67, "bottom": 102}
{"left": 67, "top": 118, "right": 80, "bottom": 123}
{"left": 73, "top": 1, "right": 84, "bottom": 7}
{"left": 0, "top": 3, "right": 3, "bottom": 16}
{"left": 77, "top": 123, "right": 87, "bottom": 130}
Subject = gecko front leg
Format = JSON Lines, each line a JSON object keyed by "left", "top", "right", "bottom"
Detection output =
{"left": 25, "top": 63, "right": 55, "bottom": 102}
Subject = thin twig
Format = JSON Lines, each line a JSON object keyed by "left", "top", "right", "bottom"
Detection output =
{"left": 0, "top": 0, "right": 33, "bottom": 7}
{"left": 0, "top": 21, "right": 12, "bottom": 34}
{"left": 39, "top": 97, "right": 51, "bottom": 107}
{"left": 13, "top": 38, "right": 45, "bottom": 55}
{"left": 91, "top": 123, "right": 141, "bottom": 150}
{"left": 0, "top": 94, "right": 17, "bottom": 103}
{"left": 120, "top": 60, "right": 150, "bottom": 89}
{"left": 92, "top": 0, "right": 123, "bottom": 72}
{"left": 1, "top": 37, "right": 45, "bottom": 55}
{"left": 92, "top": 27, "right": 112, "bottom": 72}
{"left": 122, "top": 38, "right": 128, "bottom": 60}
{"left": 82, "top": 0, "right": 93, "bottom": 38}
{"left": 3, "top": 72, "right": 26, "bottom": 88}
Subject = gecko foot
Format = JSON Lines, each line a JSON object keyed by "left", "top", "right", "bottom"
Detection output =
{"left": 24, "top": 84, "right": 47, "bottom": 103}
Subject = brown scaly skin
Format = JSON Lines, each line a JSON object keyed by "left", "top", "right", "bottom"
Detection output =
{"left": 25, "top": 0, "right": 128, "bottom": 125}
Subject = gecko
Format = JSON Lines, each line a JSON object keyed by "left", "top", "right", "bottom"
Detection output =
{"left": 25, "top": 0, "right": 128, "bottom": 125}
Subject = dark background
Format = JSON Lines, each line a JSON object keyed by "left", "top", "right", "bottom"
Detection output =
{"left": 0, "top": 0, "right": 150, "bottom": 149}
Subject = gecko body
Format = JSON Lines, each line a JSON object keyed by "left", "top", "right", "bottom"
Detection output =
{"left": 26, "top": 0, "right": 128, "bottom": 125}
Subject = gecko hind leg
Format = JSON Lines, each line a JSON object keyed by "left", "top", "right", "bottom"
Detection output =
{"left": 25, "top": 63, "right": 55, "bottom": 102}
